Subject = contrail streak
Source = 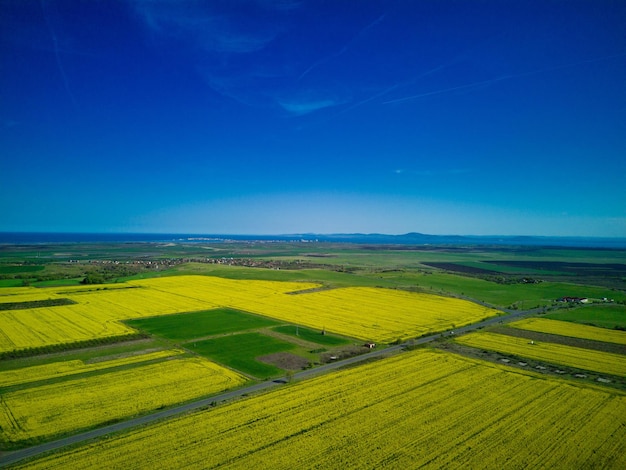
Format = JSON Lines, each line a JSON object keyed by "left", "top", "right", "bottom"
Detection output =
{"left": 298, "top": 13, "right": 386, "bottom": 81}
{"left": 40, "top": 0, "right": 77, "bottom": 109}
{"left": 384, "top": 52, "right": 626, "bottom": 105}
{"left": 339, "top": 62, "right": 451, "bottom": 114}
{"left": 383, "top": 76, "right": 508, "bottom": 104}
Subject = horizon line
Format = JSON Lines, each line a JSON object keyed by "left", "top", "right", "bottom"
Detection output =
{"left": 1, "top": 231, "right": 625, "bottom": 240}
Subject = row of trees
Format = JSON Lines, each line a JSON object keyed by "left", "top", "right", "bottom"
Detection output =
{"left": 0, "top": 332, "right": 148, "bottom": 360}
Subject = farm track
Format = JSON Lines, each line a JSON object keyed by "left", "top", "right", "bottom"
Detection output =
{"left": 259, "top": 328, "right": 325, "bottom": 349}
{"left": 0, "top": 306, "right": 543, "bottom": 467}
{"left": 490, "top": 326, "right": 626, "bottom": 355}
{"left": 436, "top": 340, "right": 626, "bottom": 390}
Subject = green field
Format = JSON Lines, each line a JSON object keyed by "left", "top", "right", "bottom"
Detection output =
{"left": 0, "top": 265, "right": 44, "bottom": 274}
{"left": 545, "top": 304, "right": 626, "bottom": 330}
{"left": 0, "top": 279, "right": 30, "bottom": 287}
{"left": 31, "top": 278, "right": 84, "bottom": 287}
{"left": 368, "top": 269, "right": 626, "bottom": 308}
{"left": 122, "top": 307, "right": 358, "bottom": 380}
{"left": 272, "top": 325, "right": 351, "bottom": 346}
{"left": 125, "top": 308, "right": 281, "bottom": 341}
{"left": 186, "top": 332, "right": 295, "bottom": 378}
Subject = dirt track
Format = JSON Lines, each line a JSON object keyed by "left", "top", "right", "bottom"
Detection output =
{"left": 489, "top": 326, "right": 626, "bottom": 355}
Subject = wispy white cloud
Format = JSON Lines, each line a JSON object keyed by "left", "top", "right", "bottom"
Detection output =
{"left": 130, "top": 0, "right": 280, "bottom": 54}
{"left": 393, "top": 168, "right": 471, "bottom": 177}
{"left": 278, "top": 98, "right": 343, "bottom": 115}
{"left": 197, "top": 70, "right": 258, "bottom": 107}
{"left": 130, "top": 0, "right": 304, "bottom": 110}
{"left": 129, "top": 1, "right": 393, "bottom": 117}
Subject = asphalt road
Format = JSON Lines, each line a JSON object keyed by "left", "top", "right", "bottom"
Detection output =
{"left": 0, "top": 306, "right": 539, "bottom": 467}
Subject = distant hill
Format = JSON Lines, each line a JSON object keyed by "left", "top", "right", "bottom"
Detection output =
{"left": 0, "top": 232, "right": 625, "bottom": 249}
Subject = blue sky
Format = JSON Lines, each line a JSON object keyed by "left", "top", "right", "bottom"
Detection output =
{"left": 1, "top": 0, "right": 625, "bottom": 236}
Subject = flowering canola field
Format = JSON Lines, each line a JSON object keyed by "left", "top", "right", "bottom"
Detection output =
{"left": 0, "top": 353, "right": 247, "bottom": 445}
{"left": 229, "top": 286, "right": 498, "bottom": 342}
{"left": 0, "top": 349, "right": 184, "bottom": 388}
{"left": 0, "top": 276, "right": 501, "bottom": 353}
{"left": 509, "top": 317, "right": 626, "bottom": 345}
{"left": 15, "top": 349, "right": 626, "bottom": 469}
{"left": 0, "top": 278, "right": 317, "bottom": 353}
{"left": 455, "top": 331, "right": 626, "bottom": 377}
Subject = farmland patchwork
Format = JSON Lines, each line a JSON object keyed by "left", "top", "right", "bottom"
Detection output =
{"left": 0, "top": 275, "right": 502, "bottom": 354}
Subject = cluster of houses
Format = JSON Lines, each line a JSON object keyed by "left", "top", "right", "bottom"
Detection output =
{"left": 557, "top": 296, "right": 615, "bottom": 304}
{"left": 557, "top": 296, "right": 589, "bottom": 303}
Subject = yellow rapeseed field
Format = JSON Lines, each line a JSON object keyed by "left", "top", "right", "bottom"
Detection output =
{"left": 236, "top": 286, "right": 479, "bottom": 341}
{"left": 456, "top": 331, "right": 626, "bottom": 377}
{"left": 131, "top": 276, "right": 501, "bottom": 341}
{"left": 14, "top": 349, "right": 626, "bottom": 469}
{"left": 510, "top": 317, "right": 626, "bottom": 345}
{"left": 0, "top": 354, "right": 247, "bottom": 445}
{"left": 0, "top": 276, "right": 501, "bottom": 352}
{"left": 0, "top": 306, "right": 133, "bottom": 353}
{"left": 0, "top": 349, "right": 183, "bottom": 388}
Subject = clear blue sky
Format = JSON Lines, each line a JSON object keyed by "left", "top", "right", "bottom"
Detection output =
{"left": 1, "top": 0, "right": 625, "bottom": 236}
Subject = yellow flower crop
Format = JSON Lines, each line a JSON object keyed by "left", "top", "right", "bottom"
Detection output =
{"left": 14, "top": 350, "right": 626, "bottom": 469}
{"left": 0, "top": 276, "right": 501, "bottom": 353}
{"left": 0, "top": 354, "right": 247, "bottom": 445}
{"left": 130, "top": 277, "right": 501, "bottom": 342}
{"left": 226, "top": 286, "right": 500, "bottom": 342}
{"left": 456, "top": 331, "right": 626, "bottom": 376}
{"left": 510, "top": 317, "right": 626, "bottom": 345}
{"left": 0, "top": 349, "right": 183, "bottom": 387}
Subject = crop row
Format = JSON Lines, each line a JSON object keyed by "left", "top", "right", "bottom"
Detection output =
{"left": 0, "top": 349, "right": 183, "bottom": 388}
{"left": 0, "top": 276, "right": 501, "bottom": 352}
{"left": 455, "top": 331, "right": 626, "bottom": 377}
{"left": 509, "top": 317, "right": 626, "bottom": 345}
{"left": 0, "top": 355, "right": 247, "bottom": 445}
{"left": 14, "top": 349, "right": 626, "bottom": 469}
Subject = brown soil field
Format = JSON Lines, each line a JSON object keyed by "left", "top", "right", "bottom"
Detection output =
{"left": 258, "top": 352, "right": 310, "bottom": 370}
{"left": 485, "top": 260, "right": 626, "bottom": 277}
{"left": 421, "top": 262, "right": 503, "bottom": 275}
